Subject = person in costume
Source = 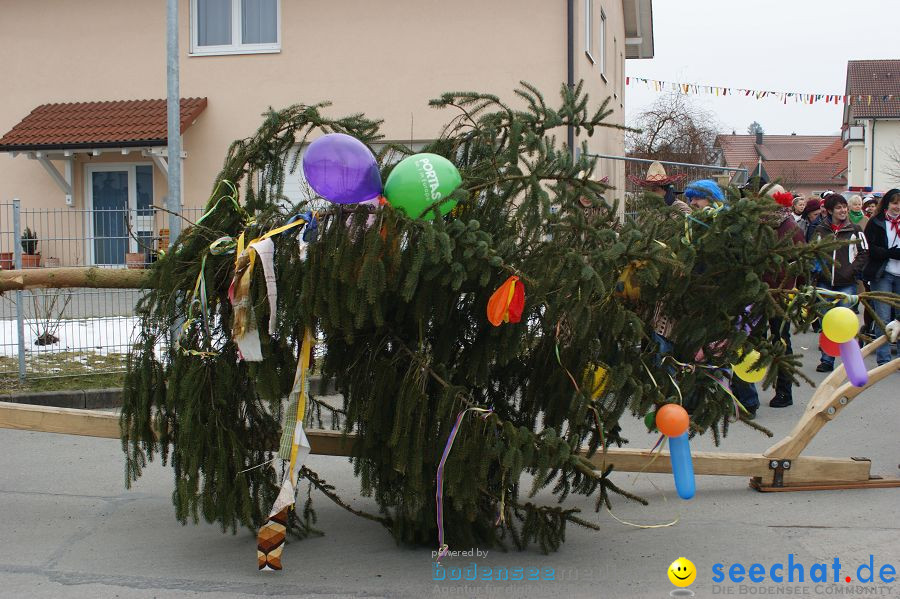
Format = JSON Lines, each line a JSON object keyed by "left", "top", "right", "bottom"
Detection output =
{"left": 862, "top": 188, "right": 900, "bottom": 366}
{"left": 683, "top": 179, "right": 760, "bottom": 417}
{"left": 762, "top": 187, "right": 807, "bottom": 407}
{"left": 683, "top": 179, "right": 726, "bottom": 210}
{"left": 628, "top": 161, "right": 691, "bottom": 215}
{"left": 810, "top": 193, "right": 869, "bottom": 372}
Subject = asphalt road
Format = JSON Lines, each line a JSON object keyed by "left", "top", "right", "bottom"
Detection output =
{"left": 0, "top": 331, "right": 897, "bottom": 598}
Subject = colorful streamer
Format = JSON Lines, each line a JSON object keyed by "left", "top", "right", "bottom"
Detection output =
{"left": 435, "top": 407, "right": 493, "bottom": 559}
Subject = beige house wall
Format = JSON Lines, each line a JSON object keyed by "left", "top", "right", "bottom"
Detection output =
{"left": 1, "top": 0, "right": 631, "bottom": 261}
{"left": 872, "top": 120, "right": 900, "bottom": 191}
{"left": 845, "top": 119, "right": 900, "bottom": 192}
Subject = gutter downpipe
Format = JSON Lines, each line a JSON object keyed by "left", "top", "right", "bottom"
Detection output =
{"left": 567, "top": 0, "right": 575, "bottom": 156}
{"left": 870, "top": 119, "right": 875, "bottom": 189}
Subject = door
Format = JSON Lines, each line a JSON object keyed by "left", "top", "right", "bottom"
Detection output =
{"left": 88, "top": 164, "right": 155, "bottom": 265}
{"left": 91, "top": 170, "right": 129, "bottom": 265}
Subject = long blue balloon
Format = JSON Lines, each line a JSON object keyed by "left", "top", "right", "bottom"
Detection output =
{"left": 839, "top": 340, "right": 868, "bottom": 387}
{"left": 669, "top": 432, "right": 695, "bottom": 500}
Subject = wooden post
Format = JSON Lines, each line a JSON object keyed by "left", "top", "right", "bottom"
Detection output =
{"left": 0, "top": 267, "right": 151, "bottom": 292}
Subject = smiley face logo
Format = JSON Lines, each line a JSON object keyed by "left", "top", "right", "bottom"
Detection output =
{"left": 668, "top": 557, "right": 696, "bottom": 587}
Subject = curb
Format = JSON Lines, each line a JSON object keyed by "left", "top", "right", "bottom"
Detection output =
{"left": 0, "top": 376, "right": 336, "bottom": 410}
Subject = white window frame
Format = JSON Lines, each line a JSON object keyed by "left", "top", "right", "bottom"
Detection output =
{"left": 190, "top": 0, "right": 281, "bottom": 56}
{"left": 584, "top": 0, "right": 594, "bottom": 63}
{"left": 599, "top": 7, "right": 607, "bottom": 81}
{"left": 84, "top": 163, "right": 155, "bottom": 266}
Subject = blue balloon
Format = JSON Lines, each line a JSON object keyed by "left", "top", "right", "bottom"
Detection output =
{"left": 669, "top": 432, "right": 695, "bottom": 500}
{"left": 839, "top": 340, "right": 868, "bottom": 387}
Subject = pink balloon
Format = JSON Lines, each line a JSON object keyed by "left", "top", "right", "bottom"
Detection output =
{"left": 839, "top": 340, "right": 868, "bottom": 387}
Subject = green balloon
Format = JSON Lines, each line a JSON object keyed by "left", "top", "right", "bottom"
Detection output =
{"left": 644, "top": 411, "right": 657, "bottom": 432}
{"left": 384, "top": 153, "right": 461, "bottom": 220}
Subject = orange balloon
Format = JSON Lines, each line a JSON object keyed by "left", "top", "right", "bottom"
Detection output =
{"left": 655, "top": 404, "right": 690, "bottom": 437}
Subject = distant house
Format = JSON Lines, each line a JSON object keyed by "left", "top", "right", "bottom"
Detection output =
{"left": 0, "top": 0, "right": 654, "bottom": 267}
{"left": 842, "top": 59, "right": 900, "bottom": 192}
{"left": 713, "top": 133, "right": 847, "bottom": 197}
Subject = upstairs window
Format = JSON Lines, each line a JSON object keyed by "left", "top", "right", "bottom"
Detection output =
{"left": 191, "top": 0, "right": 280, "bottom": 56}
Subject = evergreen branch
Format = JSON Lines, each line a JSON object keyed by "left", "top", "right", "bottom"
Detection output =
{"left": 299, "top": 466, "right": 391, "bottom": 526}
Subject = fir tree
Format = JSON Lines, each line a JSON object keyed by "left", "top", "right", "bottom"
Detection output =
{"left": 121, "top": 81, "right": 897, "bottom": 552}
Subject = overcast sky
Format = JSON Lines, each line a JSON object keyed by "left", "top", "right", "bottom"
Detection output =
{"left": 624, "top": 0, "right": 900, "bottom": 136}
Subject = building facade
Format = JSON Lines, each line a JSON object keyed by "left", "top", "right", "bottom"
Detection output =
{"left": 0, "top": 0, "right": 653, "bottom": 266}
{"left": 842, "top": 59, "right": 900, "bottom": 193}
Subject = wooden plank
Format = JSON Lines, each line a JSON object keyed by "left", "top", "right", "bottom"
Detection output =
{"left": 0, "top": 402, "right": 121, "bottom": 439}
{"left": 0, "top": 402, "right": 356, "bottom": 455}
{"left": 750, "top": 476, "right": 900, "bottom": 493}
{"left": 0, "top": 267, "right": 151, "bottom": 292}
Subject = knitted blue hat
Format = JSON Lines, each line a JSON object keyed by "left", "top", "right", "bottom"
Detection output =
{"left": 683, "top": 179, "right": 725, "bottom": 203}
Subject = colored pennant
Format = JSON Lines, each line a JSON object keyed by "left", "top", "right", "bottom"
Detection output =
{"left": 624, "top": 77, "right": 887, "bottom": 106}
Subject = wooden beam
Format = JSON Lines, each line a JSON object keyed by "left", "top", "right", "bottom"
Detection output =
{"left": 765, "top": 339, "right": 899, "bottom": 461}
{"left": 0, "top": 402, "right": 356, "bottom": 456}
{"left": 581, "top": 448, "right": 872, "bottom": 483}
{"left": 0, "top": 267, "right": 152, "bottom": 292}
{"left": 0, "top": 402, "right": 872, "bottom": 485}
{"left": 35, "top": 156, "right": 73, "bottom": 197}
{"left": 0, "top": 402, "right": 121, "bottom": 439}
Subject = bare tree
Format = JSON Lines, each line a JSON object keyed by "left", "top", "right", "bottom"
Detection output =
{"left": 747, "top": 121, "right": 764, "bottom": 135}
{"left": 882, "top": 144, "right": 900, "bottom": 186}
{"left": 626, "top": 93, "right": 721, "bottom": 164}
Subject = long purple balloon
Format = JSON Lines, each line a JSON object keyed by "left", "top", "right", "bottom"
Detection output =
{"left": 302, "top": 133, "right": 382, "bottom": 204}
{"left": 839, "top": 340, "right": 868, "bottom": 387}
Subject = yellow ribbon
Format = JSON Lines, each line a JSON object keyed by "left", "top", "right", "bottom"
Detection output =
{"left": 289, "top": 328, "right": 315, "bottom": 485}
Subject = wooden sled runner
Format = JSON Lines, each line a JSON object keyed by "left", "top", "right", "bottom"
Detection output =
{"left": 1, "top": 337, "right": 895, "bottom": 493}
{"left": 1, "top": 267, "right": 898, "bottom": 493}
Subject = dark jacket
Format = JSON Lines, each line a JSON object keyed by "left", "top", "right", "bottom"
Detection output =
{"left": 805, "top": 215, "right": 825, "bottom": 243}
{"left": 862, "top": 215, "right": 900, "bottom": 282}
{"left": 811, "top": 218, "right": 868, "bottom": 287}
{"left": 763, "top": 209, "right": 806, "bottom": 289}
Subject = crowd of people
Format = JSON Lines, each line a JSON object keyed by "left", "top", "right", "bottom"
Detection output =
{"left": 658, "top": 179, "right": 900, "bottom": 419}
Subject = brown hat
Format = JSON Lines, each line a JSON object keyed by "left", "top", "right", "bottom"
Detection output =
{"left": 801, "top": 198, "right": 821, "bottom": 217}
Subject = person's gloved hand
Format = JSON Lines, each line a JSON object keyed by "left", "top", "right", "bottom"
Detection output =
{"left": 886, "top": 320, "right": 900, "bottom": 343}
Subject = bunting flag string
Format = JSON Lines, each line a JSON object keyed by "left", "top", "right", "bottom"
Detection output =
{"left": 625, "top": 76, "right": 896, "bottom": 106}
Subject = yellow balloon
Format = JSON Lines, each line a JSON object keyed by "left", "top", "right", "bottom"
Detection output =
{"left": 822, "top": 306, "right": 858, "bottom": 344}
{"left": 732, "top": 350, "right": 766, "bottom": 383}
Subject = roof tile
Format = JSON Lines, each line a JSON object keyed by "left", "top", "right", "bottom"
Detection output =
{"left": 846, "top": 59, "right": 900, "bottom": 120}
{"left": 0, "top": 98, "right": 208, "bottom": 150}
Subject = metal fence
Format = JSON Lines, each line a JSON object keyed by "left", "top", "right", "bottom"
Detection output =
{"left": 1, "top": 200, "right": 203, "bottom": 383}
{"left": 588, "top": 154, "right": 749, "bottom": 217}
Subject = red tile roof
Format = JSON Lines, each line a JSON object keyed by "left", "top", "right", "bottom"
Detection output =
{"left": 0, "top": 98, "right": 208, "bottom": 151}
{"left": 809, "top": 137, "right": 847, "bottom": 166}
{"left": 762, "top": 161, "right": 847, "bottom": 187}
{"left": 845, "top": 59, "right": 900, "bottom": 120}
{"left": 757, "top": 142, "right": 818, "bottom": 161}
{"left": 715, "top": 134, "right": 840, "bottom": 169}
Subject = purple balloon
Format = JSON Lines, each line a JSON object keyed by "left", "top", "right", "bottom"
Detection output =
{"left": 839, "top": 340, "right": 868, "bottom": 387}
{"left": 302, "top": 133, "right": 382, "bottom": 204}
